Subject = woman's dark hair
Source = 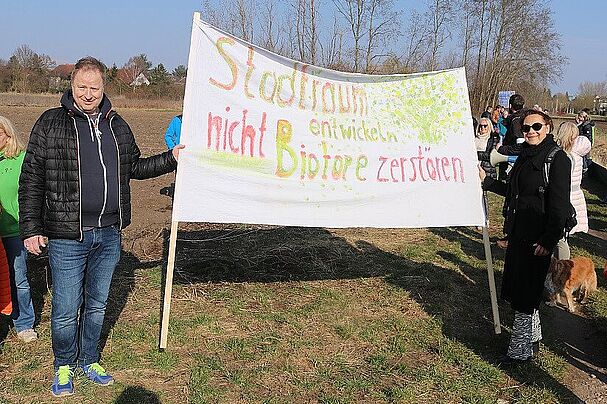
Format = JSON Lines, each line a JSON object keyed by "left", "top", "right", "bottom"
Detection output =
{"left": 72, "top": 56, "right": 107, "bottom": 83}
{"left": 522, "top": 109, "right": 553, "bottom": 133}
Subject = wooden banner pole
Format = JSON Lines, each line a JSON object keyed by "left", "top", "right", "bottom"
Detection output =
{"left": 159, "top": 11, "right": 200, "bottom": 350}
{"left": 159, "top": 219, "right": 179, "bottom": 349}
{"left": 483, "top": 225, "right": 501, "bottom": 334}
{"left": 482, "top": 191, "right": 501, "bottom": 334}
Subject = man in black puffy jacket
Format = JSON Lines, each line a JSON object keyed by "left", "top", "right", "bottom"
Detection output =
{"left": 18, "top": 57, "right": 184, "bottom": 397}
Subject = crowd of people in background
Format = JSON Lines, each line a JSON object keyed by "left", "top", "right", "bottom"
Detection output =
{"left": 475, "top": 95, "right": 599, "bottom": 188}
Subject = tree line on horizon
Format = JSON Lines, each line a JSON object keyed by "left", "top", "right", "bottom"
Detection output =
{"left": 0, "top": 47, "right": 187, "bottom": 101}
{"left": 1, "top": 0, "right": 605, "bottom": 113}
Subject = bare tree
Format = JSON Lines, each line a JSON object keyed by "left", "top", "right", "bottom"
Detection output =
{"left": 293, "top": 0, "right": 320, "bottom": 64}
{"left": 400, "top": 10, "right": 429, "bottom": 72}
{"left": 578, "top": 80, "right": 607, "bottom": 97}
{"left": 332, "top": 0, "right": 365, "bottom": 72}
{"left": 202, "top": 0, "right": 256, "bottom": 43}
{"left": 123, "top": 54, "right": 152, "bottom": 90}
{"left": 234, "top": 0, "right": 256, "bottom": 42}
{"left": 573, "top": 80, "right": 607, "bottom": 111}
{"left": 320, "top": 14, "right": 346, "bottom": 69}
{"left": 332, "top": 0, "right": 399, "bottom": 73}
{"left": 8, "top": 44, "right": 55, "bottom": 92}
{"left": 458, "top": 0, "right": 475, "bottom": 70}
{"left": 12, "top": 45, "right": 37, "bottom": 68}
{"left": 451, "top": 0, "right": 566, "bottom": 113}
{"left": 363, "top": 0, "right": 400, "bottom": 73}
{"left": 259, "top": 1, "right": 283, "bottom": 53}
{"left": 423, "top": 0, "right": 453, "bottom": 71}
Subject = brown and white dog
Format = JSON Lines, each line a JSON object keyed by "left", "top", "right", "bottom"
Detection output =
{"left": 547, "top": 256, "right": 597, "bottom": 313}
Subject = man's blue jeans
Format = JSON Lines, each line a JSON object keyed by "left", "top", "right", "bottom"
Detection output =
{"left": 49, "top": 226, "right": 121, "bottom": 369}
{"left": 2, "top": 236, "right": 35, "bottom": 332}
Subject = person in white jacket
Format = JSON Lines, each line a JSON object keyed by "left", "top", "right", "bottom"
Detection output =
{"left": 553, "top": 121, "right": 592, "bottom": 258}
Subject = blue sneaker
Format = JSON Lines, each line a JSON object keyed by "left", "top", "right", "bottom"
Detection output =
{"left": 80, "top": 362, "right": 114, "bottom": 386}
{"left": 51, "top": 365, "right": 75, "bottom": 397}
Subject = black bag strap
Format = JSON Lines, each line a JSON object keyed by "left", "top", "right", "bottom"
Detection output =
{"left": 542, "top": 145, "right": 561, "bottom": 187}
{"left": 542, "top": 144, "right": 577, "bottom": 237}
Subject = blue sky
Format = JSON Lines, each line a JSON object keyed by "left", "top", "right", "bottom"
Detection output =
{"left": 1, "top": 0, "right": 605, "bottom": 95}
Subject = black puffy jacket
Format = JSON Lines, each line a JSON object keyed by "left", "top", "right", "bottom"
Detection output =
{"left": 19, "top": 94, "right": 177, "bottom": 241}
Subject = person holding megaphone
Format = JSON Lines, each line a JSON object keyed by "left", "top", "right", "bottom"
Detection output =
{"left": 475, "top": 117, "right": 502, "bottom": 180}
{"left": 475, "top": 117, "right": 502, "bottom": 231}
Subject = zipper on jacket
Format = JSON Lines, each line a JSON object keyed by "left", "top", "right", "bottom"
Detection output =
{"left": 108, "top": 115, "right": 123, "bottom": 229}
{"left": 88, "top": 114, "right": 109, "bottom": 227}
{"left": 71, "top": 116, "right": 84, "bottom": 241}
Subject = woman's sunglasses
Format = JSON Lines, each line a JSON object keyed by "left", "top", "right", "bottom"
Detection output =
{"left": 521, "top": 122, "right": 544, "bottom": 133}
{"left": 479, "top": 124, "right": 489, "bottom": 128}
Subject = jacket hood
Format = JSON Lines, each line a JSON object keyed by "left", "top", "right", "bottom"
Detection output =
{"left": 60, "top": 90, "right": 113, "bottom": 119}
{"left": 572, "top": 135, "right": 592, "bottom": 156}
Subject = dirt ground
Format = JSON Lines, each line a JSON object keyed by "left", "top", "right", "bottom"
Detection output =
{"left": 1, "top": 103, "right": 607, "bottom": 402}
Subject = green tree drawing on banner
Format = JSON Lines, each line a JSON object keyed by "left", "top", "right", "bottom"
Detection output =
{"left": 370, "top": 72, "right": 469, "bottom": 145}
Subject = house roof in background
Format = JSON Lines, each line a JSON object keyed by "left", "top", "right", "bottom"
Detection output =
{"left": 50, "top": 64, "right": 74, "bottom": 79}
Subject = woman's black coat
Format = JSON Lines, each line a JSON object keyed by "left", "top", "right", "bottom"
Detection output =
{"left": 483, "top": 134, "right": 571, "bottom": 314}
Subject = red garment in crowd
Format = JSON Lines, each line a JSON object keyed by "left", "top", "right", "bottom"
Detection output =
{"left": 0, "top": 242, "right": 12, "bottom": 315}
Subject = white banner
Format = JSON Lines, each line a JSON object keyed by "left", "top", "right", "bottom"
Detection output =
{"left": 173, "top": 14, "right": 485, "bottom": 228}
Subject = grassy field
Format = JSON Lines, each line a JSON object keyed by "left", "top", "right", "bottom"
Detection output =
{"left": 0, "top": 103, "right": 606, "bottom": 403}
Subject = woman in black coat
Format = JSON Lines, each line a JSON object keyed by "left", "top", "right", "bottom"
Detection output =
{"left": 476, "top": 117, "right": 501, "bottom": 180}
{"left": 481, "top": 109, "right": 571, "bottom": 364}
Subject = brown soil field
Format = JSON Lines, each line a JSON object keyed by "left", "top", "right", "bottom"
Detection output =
{"left": 0, "top": 92, "right": 183, "bottom": 110}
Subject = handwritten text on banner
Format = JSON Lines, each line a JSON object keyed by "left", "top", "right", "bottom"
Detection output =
{"left": 173, "top": 15, "right": 484, "bottom": 228}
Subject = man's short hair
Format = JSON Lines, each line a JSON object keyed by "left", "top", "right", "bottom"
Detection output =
{"left": 72, "top": 56, "right": 107, "bottom": 83}
{"left": 509, "top": 94, "right": 525, "bottom": 111}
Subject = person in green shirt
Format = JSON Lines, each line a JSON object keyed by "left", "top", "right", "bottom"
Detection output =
{"left": 0, "top": 115, "right": 36, "bottom": 342}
